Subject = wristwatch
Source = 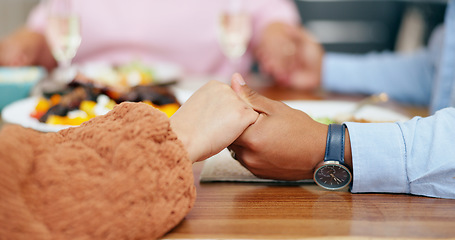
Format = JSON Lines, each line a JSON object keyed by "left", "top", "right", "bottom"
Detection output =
{"left": 313, "top": 124, "right": 352, "bottom": 190}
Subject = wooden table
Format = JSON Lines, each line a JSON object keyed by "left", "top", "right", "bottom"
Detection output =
{"left": 166, "top": 163, "right": 455, "bottom": 239}
{"left": 164, "top": 82, "right": 455, "bottom": 239}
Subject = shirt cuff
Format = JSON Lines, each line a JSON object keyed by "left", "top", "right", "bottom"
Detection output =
{"left": 345, "top": 122, "right": 410, "bottom": 194}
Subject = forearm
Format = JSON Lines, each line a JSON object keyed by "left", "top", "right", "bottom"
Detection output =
{"left": 322, "top": 51, "right": 434, "bottom": 106}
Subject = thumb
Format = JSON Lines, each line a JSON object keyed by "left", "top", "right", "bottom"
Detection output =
{"left": 231, "top": 73, "right": 274, "bottom": 113}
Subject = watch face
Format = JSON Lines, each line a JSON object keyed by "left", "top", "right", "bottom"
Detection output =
{"left": 314, "top": 163, "right": 352, "bottom": 190}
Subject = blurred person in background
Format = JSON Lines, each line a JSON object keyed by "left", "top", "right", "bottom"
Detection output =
{"left": 266, "top": 0, "right": 453, "bottom": 115}
{"left": 0, "top": 0, "right": 303, "bottom": 81}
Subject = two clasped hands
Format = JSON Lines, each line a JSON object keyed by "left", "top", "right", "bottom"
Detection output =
{"left": 170, "top": 73, "right": 352, "bottom": 182}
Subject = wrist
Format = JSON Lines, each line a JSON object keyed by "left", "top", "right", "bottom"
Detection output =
{"left": 313, "top": 124, "right": 352, "bottom": 190}
{"left": 169, "top": 117, "right": 198, "bottom": 163}
{"left": 310, "top": 123, "right": 329, "bottom": 171}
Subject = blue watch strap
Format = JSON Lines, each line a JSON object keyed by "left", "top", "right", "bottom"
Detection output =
{"left": 324, "top": 124, "right": 346, "bottom": 165}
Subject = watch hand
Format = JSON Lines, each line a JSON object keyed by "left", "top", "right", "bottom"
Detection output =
{"left": 330, "top": 173, "right": 342, "bottom": 183}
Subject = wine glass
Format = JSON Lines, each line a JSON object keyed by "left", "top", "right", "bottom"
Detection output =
{"left": 217, "top": 0, "right": 252, "bottom": 75}
{"left": 45, "top": 0, "right": 81, "bottom": 85}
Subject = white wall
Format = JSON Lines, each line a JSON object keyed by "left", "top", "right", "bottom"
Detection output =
{"left": 0, "top": 0, "right": 40, "bottom": 38}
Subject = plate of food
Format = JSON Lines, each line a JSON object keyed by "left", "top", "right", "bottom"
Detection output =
{"left": 77, "top": 61, "right": 182, "bottom": 88}
{"left": 1, "top": 63, "right": 186, "bottom": 132}
{"left": 283, "top": 100, "right": 410, "bottom": 124}
{"left": 199, "top": 99, "right": 410, "bottom": 183}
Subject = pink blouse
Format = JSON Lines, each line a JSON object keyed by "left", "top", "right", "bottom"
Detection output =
{"left": 27, "top": 0, "right": 299, "bottom": 79}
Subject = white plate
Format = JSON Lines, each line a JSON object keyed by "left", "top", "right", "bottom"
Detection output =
{"left": 150, "top": 62, "right": 182, "bottom": 83}
{"left": 199, "top": 100, "right": 410, "bottom": 183}
{"left": 1, "top": 97, "right": 71, "bottom": 132}
{"left": 284, "top": 100, "right": 409, "bottom": 122}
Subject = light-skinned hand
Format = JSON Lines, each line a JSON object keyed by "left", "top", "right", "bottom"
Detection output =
{"left": 170, "top": 78, "right": 259, "bottom": 163}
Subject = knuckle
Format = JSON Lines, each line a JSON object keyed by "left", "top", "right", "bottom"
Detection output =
{"left": 241, "top": 156, "right": 261, "bottom": 170}
{"left": 207, "top": 80, "right": 225, "bottom": 89}
{"left": 244, "top": 134, "right": 265, "bottom": 152}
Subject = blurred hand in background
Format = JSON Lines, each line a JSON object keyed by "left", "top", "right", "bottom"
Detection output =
{"left": 0, "top": 27, "right": 56, "bottom": 70}
{"left": 256, "top": 23, "right": 324, "bottom": 91}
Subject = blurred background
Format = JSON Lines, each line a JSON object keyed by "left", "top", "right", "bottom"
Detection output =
{"left": 294, "top": 0, "right": 446, "bottom": 54}
{"left": 0, "top": 0, "right": 447, "bottom": 54}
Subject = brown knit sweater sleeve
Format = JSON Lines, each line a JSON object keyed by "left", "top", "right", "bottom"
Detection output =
{"left": 0, "top": 102, "right": 196, "bottom": 240}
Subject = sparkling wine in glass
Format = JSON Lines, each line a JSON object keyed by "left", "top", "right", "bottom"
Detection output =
{"left": 45, "top": 0, "right": 81, "bottom": 84}
{"left": 217, "top": 0, "right": 252, "bottom": 73}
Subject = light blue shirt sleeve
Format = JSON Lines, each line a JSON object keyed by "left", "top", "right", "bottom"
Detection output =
{"left": 322, "top": 50, "right": 434, "bottom": 106}
{"left": 345, "top": 107, "right": 455, "bottom": 199}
